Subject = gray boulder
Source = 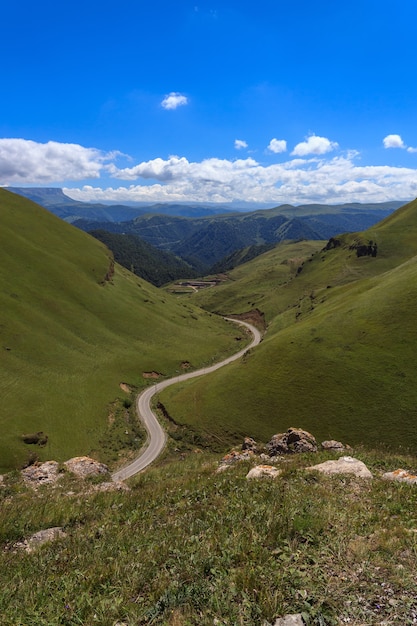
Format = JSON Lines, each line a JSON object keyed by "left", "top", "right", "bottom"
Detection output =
{"left": 306, "top": 456, "right": 372, "bottom": 479}
{"left": 246, "top": 465, "right": 282, "bottom": 480}
{"left": 271, "top": 614, "right": 305, "bottom": 626}
{"left": 21, "top": 461, "right": 61, "bottom": 488}
{"left": 14, "top": 527, "right": 66, "bottom": 553}
{"left": 321, "top": 439, "right": 348, "bottom": 451}
{"left": 64, "top": 456, "right": 109, "bottom": 478}
{"left": 267, "top": 428, "right": 317, "bottom": 455}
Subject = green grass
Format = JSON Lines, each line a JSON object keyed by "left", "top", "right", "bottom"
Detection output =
{"left": 159, "top": 199, "right": 417, "bottom": 453}
{"left": 0, "top": 448, "right": 416, "bottom": 625}
{"left": 190, "top": 239, "right": 325, "bottom": 322}
{"left": 0, "top": 189, "right": 246, "bottom": 471}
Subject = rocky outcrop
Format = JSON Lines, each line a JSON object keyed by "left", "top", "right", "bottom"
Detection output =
{"left": 21, "top": 461, "right": 61, "bottom": 488}
{"left": 267, "top": 428, "right": 317, "bottom": 455}
{"left": 306, "top": 456, "right": 372, "bottom": 479}
{"left": 382, "top": 469, "right": 417, "bottom": 485}
{"left": 64, "top": 456, "right": 109, "bottom": 479}
{"left": 246, "top": 465, "right": 282, "bottom": 480}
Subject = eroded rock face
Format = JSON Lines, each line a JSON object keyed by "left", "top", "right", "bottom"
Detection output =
{"left": 382, "top": 469, "right": 417, "bottom": 485}
{"left": 64, "top": 456, "right": 109, "bottom": 479}
{"left": 306, "top": 456, "right": 372, "bottom": 479}
{"left": 21, "top": 461, "right": 61, "bottom": 488}
{"left": 246, "top": 465, "right": 282, "bottom": 480}
{"left": 267, "top": 428, "right": 317, "bottom": 455}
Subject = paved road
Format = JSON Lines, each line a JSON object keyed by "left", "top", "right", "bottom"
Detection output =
{"left": 112, "top": 318, "right": 261, "bottom": 481}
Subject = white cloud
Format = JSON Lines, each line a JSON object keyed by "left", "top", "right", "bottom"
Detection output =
{"left": 291, "top": 135, "right": 339, "bottom": 156}
{"left": 268, "top": 138, "right": 287, "bottom": 154}
{"left": 383, "top": 134, "right": 406, "bottom": 149}
{"left": 383, "top": 134, "right": 417, "bottom": 153}
{"left": 234, "top": 139, "right": 248, "bottom": 150}
{"left": 1, "top": 136, "right": 415, "bottom": 206}
{"left": 0, "top": 138, "right": 116, "bottom": 184}
{"left": 65, "top": 152, "right": 417, "bottom": 205}
{"left": 161, "top": 92, "right": 189, "bottom": 110}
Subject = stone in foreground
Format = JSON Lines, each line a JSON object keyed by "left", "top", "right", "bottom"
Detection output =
{"left": 321, "top": 439, "right": 348, "bottom": 451}
{"left": 14, "top": 527, "right": 66, "bottom": 553}
{"left": 246, "top": 465, "right": 282, "bottom": 479}
{"left": 271, "top": 614, "right": 305, "bottom": 626}
{"left": 267, "top": 427, "right": 317, "bottom": 455}
{"left": 382, "top": 469, "right": 417, "bottom": 484}
{"left": 306, "top": 456, "right": 372, "bottom": 479}
{"left": 64, "top": 456, "right": 109, "bottom": 478}
{"left": 21, "top": 461, "right": 61, "bottom": 488}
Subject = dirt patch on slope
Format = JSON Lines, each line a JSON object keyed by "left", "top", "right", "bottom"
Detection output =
{"left": 227, "top": 308, "right": 266, "bottom": 331}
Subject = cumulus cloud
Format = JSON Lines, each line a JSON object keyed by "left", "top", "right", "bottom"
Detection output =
{"left": 383, "top": 134, "right": 406, "bottom": 149}
{"left": 383, "top": 134, "right": 417, "bottom": 153}
{"left": 268, "top": 138, "right": 287, "bottom": 154}
{"left": 65, "top": 152, "right": 417, "bottom": 205}
{"left": 161, "top": 92, "right": 189, "bottom": 110}
{"left": 0, "top": 138, "right": 115, "bottom": 184}
{"left": 2, "top": 136, "right": 415, "bottom": 206}
{"left": 234, "top": 139, "right": 248, "bottom": 150}
{"left": 291, "top": 135, "right": 338, "bottom": 156}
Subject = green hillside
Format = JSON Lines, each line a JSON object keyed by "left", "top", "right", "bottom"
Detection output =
{"left": 89, "top": 229, "right": 198, "bottom": 286}
{"left": 0, "top": 189, "right": 245, "bottom": 471}
{"left": 160, "top": 199, "right": 417, "bottom": 452}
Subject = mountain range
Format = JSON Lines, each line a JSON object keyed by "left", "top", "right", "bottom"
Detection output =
{"left": 8, "top": 187, "right": 404, "bottom": 276}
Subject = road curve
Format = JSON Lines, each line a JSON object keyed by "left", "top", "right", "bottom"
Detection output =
{"left": 112, "top": 318, "right": 261, "bottom": 481}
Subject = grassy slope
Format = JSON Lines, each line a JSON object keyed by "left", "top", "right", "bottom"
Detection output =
{"left": 160, "top": 199, "right": 417, "bottom": 452}
{"left": 191, "top": 239, "right": 325, "bottom": 322}
{"left": 1, "top": 449, "right": 417, "bottom": 625}
{"left": 0, "top": 189, "right": 245, "bottom": 471}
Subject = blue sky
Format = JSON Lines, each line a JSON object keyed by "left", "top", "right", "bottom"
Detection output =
{"left": 1, "top": 0, "right": 417, "bottom": 205}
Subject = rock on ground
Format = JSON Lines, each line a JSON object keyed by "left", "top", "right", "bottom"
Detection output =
{"left": 242, "top": 437, "right": 258, "bottom": 452}
{"left": 269, "top": 614, "right": 305, "bottom": 626}
{"left": 21, "top": 461, "right": 61, "bottom": 488}
{"left": 93, "top": 481, "right": 130, "bottom": 492}
{"left": 267, "top": 427, "right": 317, "bottom": 455}
{"left": 321, "top": 439, "right": 349, "bottom": 451}
{"left": 14, "top": 527, "right": 66, "bottom": 553}
{"left": 64, "top": 456, "right": 109, "bottom": 478}
{"left": 382, "top": 468, "right": 417, "bottom": 484}
{"left": 306, "top": 456, "right": 372, "bottom": 479}
{"left": 246, "top": 465, "right": 282, "bottom": 480}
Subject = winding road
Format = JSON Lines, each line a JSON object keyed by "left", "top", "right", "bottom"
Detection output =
{"left": 112, "top": 318, "right": 262, "bottom": 481}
